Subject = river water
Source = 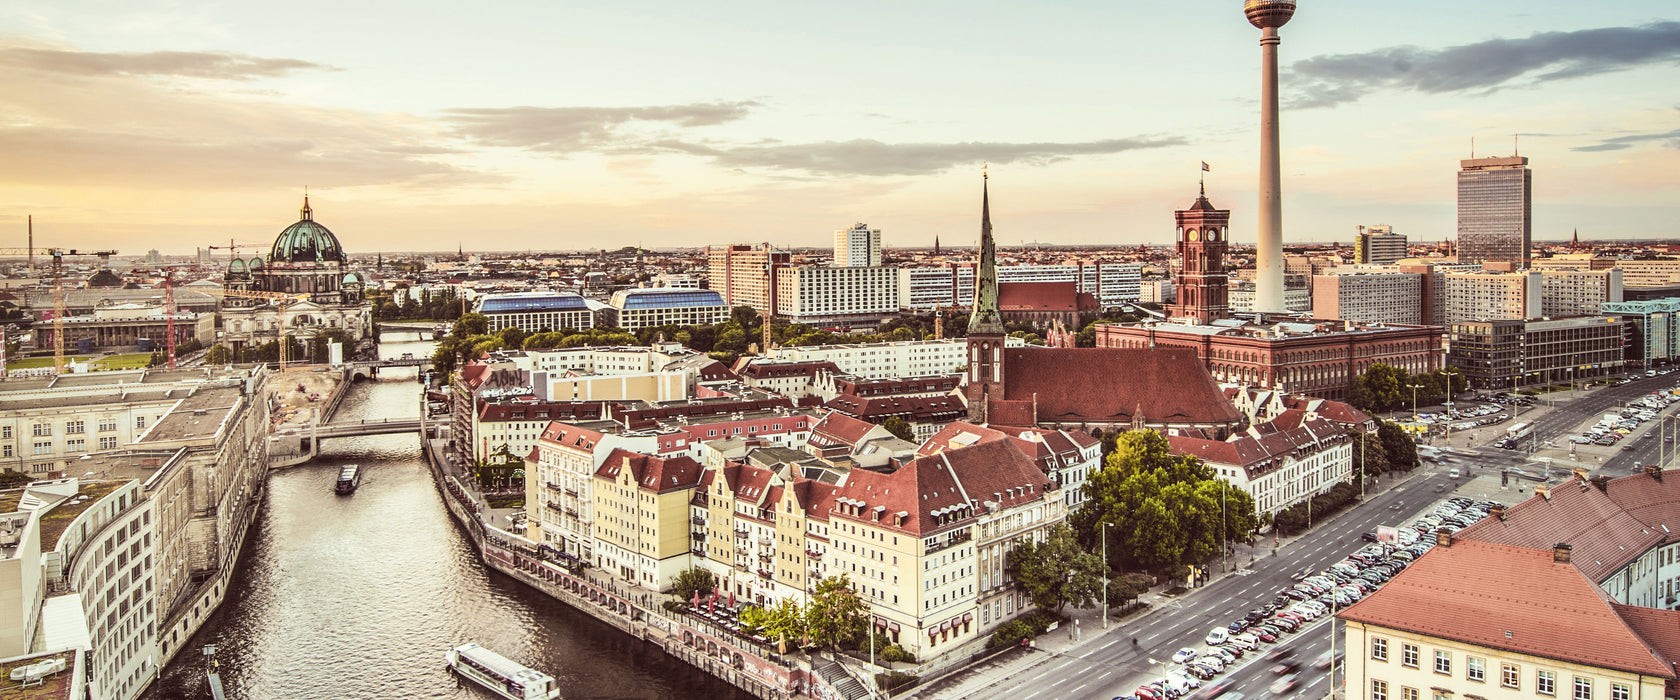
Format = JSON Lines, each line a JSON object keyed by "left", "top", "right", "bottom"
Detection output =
{"left": 147, "top": 331, "right": 749, "bottom": 700}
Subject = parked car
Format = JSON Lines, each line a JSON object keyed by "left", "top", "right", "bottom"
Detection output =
{"left": 1173, "top": 648, "right": 1200, "bottom": 664}
{"left": 1206, "top": 629, "right": 1229, "bottom": 646}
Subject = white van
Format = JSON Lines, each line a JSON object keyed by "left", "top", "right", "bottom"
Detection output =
{"left": 1206, "top": 628, "right": 1229, "bottom": 646}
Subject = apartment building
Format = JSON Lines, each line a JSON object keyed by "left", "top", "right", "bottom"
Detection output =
{"left": 834, "top": 223, "right": 882, "bottom": 268}
{"left": 591, "top": 449, "right": 704, "bottom": 590}
{"left": 1312, "top": 273, "right": 1425, "bottom": 326}
{"left": 1168, "top": 415, "right": 1354, "bottom": 518}
{"left": 897, "top": 263, "right": 1142, "bottom": 310}
{"left": 524, "top": 421, "right": 660, "bottom": 564}
{"left": 707, "top": 243, "right": 789, "bottom": 311}
{"left": 1444, "top": 270, "right": 1541, "bottom": 325}
{"left": 1447, "top": 316, "right": 1624, "bottom": 389}
{"left": 1354, "top": 225, "right": 1407, "bottom": 265}
{"left": 735, "top": 360, "right": 843, "bottom": 400}
{"left": 774, "top": 265, "right": 902, "bottom": 327}
{"left": 766, "top": 337, "right": 1024, "bottom": 380}
{"left": 1614, "top": 259, "right": 1680, "bottom": 287}
{"left": 1539, "top": 268, "right": 1622, "bottom": 318}
{"left": 899, "top": 265, "right": 974, "bottom": 310}
{"left": 0, "top": 376, "right": 180, "bottom": 476}
{"left": 1341, "top": 537, "right": 1676, "bottom": 700}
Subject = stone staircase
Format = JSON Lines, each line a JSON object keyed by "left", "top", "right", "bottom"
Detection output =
{"left": 815, "top": 658, "right": 871, "bottom": 700}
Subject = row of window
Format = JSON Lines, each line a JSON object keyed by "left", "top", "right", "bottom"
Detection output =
{"left": 5, "top": 418, "right": 137, "bottom": 440}
{"left": 1372, "top": 638, "right": 1629, "bottom": 700}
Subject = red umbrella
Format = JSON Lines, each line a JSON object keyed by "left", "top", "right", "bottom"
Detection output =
{"left": 692, "top": 589, "right": 700, "bottom": 608}
{"left": 728, "top": 590, "right": 736, "bottom": 609}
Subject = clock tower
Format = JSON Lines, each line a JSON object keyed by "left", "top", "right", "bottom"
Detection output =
{"left": 1166, "top": 184, "right": 1231, "bottom": 325}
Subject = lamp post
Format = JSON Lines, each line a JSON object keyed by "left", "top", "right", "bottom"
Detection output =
{"left": 1408, "top": 383, "right": 1424, "bottom": 424}
{"left": 1442, "top": 367, "right": 1460, "bottom": 443}
{"left": 1101, "top": 521, "right": 1114, "bottom": 629}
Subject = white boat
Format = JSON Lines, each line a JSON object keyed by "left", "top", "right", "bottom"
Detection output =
{"left": 445, "top": 643, "right": 559, "bottom": 700}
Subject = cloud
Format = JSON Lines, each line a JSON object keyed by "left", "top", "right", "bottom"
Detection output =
{"left": 444, "top": 101, "right": 758, "bottom": 152}
{"left": 1287, "top": 21, "right": 1680, "bottom": 108}
{"left": 643, "top": 136, "right": 1187, "bottom": 176}
{"left": 0, "top": 39, "right": 332, "bottom": 80}
{"left": 1571, "top": 128, "right": 1680, "bottom": 152}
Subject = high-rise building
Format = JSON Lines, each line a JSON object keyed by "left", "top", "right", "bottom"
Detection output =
{"left": 1312, "top": 272, "right": 1425, "bottom": 325}
{"left": 1354, "top": 225, "right": 1408, "bottom": 265}
{"left": 1457, "top": 156, "right": 1533, "bottom": 267}
{"left": 833, "top": 222, "right": 882, "bottom": 267}
{"left": 1443, "top": 269, "right": 1541, "bottom": 325}
{"left": 1166, "top": 186, "right": 1231, "bottom": 324}
{"left": 705, "top": 243, "right": 789, "bottom": 312}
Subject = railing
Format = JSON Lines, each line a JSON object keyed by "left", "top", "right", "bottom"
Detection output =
{"left": 691, "top": 531, "right": 706, "bottom": 542}
{"left": 734, "top": 529, "right": 749, "bottom": 539}
{"left": 546, "top": 501, "right": 565, "bottom": 514}
{"left": 805, "top": 549, "right": 822, "bottom": 558}
{"left": 691, "top": 516, "right": 706, "bottom": 526}
{"left": 924, "top": 529, "right": 974, "bottom": 555}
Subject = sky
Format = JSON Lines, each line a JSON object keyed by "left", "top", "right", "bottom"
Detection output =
{"left": 2, "top": 1, "right": 1678, "bottom": 255}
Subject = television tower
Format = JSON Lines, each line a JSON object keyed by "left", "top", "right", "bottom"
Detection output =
{"left": 1246, "top": 0, "right": 1295, "bottom": 313}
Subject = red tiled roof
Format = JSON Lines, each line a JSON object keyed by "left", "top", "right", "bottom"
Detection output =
{"left": 1604, "top": 471, "right": 1680, "bottom": 543}
{"left": 833, "top": 438, "right": 1049, "bottom": 535}
{"left": 1338, "top": 539, "right": 1676, "bottom": 678}
{"left": 460, "top": 363, "right": 490, "bottom": 389}
{"left": 595, "top": 448, "right": 703, "bottom": 493}
{"left": 825, "top": 394, "right": 965, "bottom": 422}
{"left": 808, "top": 411, "right": 881, "bottom": 449}
{"left": 1169, "top": 416, "right": 1346, "bottom": 478}
{"left": 999, "top": 281, "right": 1079, "bottom": 311}
{"left": 479, "top": 402, "right": 605, "bottom": 423}
{"left": 1614, "top": 604, "right": 1680, "bottom": 692}
{"left": 1456, "top": 474, "right": 1666, "bottom": 582}
{"left": 737, "top": 361, "right": 842, "bottom": 380}
{"left": 835, "top": 375, "right": 960, "bottom": 397}
{"left": 539, "top": 421, "right": 608, "bottom": 452}
{"left": 791, "top": 479, "right": 841, "bottom": 523}
{"left": 997, "top": 347, "right": 1241, "bottom": 427}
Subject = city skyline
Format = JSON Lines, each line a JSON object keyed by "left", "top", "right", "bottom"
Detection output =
{"left": 3, "top": 1, "right": 1678, "bottom": 254}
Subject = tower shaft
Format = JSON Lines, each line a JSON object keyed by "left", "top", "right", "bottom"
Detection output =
{"left": 1255, "top": 25, "right": 1286, "bottom": 313}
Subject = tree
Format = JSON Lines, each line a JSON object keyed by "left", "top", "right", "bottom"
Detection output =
{"left": 206, "top": 344, "right": 231, "bottom": 365}
{"left": 1106, "top": 572, "right": 1155, "bottom": 607}
{"left": 452, "top": 312, "right": 488, "bottom": 339}
{"left": 498, "top": 326, "right": 529, "bottom": 350}
{"left": 804, "top": 576, "right": 868, "bottom": 649}
{"left": 670, "top": 567, "right": 716, "bottom": 603}
{"left": 1349, "top": 363, "right": 1407, "bottom": 413}
{"left": 881, "top": 416, "right": 915, "bottom": 442}
{"left": 1006, "top": 523, "right": 1108, "bottom": 615}
{"left": 730, "top": 305, "right": 760, "bottom": 330}
{"left": 742, "top": 599, "right": 806, "bottom": 650}
{"left": 1378, "top": 420, "right": 1418, "bottom": 470}
{"left": 1077, "top": 430, "right": 1256, "bottom": 573}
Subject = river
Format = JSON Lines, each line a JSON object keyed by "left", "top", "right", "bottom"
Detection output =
{"left": 146, "top": 331, "right": 750, "bottom": 700}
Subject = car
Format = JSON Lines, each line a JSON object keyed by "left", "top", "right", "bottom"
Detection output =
{"left": 1168, "top": 672, "right": 1203, "bottom": 690}
{"left": 1196, "top": 653, "right": 1227, "bottom": 671}
{"left": 1137, "top": 686, "right": 1166, "bottom": 700}
{"left": 1201, "top": 681, "right": 1234, "bottom": 700}
{"left": 1218, "top": 643, "right": 1247, "bottom": 659}
{"left": 1229, "top": 633, "right": 1259, "bottom": 651}
{"left": 1206, "top": 629, "right": 1229, "bottom": 646}
{"left": 1269, "top": 675, "right": 1299, "bottom": 695}
{"left": 1270, "top": 661, "right": 1300, "bottom": 675}
{"left": 1173, "top": 648, "right": 1200, "bottom": 664}
{"left": 1313, "top": 651, "right": 1340, "bottom": 669}
{"left": 1182, "top": 664, "right": 1217, "bottom": 681}
{"left": 1251, "top": 628, "right": 1278, "bottom": 643}
{"left": 1228, "top": 620, "right": 1251, "bottom": 634}
{"left": 1268, "top": 617, "right": 1299, "bottom": 632}
{"left": 1204, "top": 647, "right": 1237, "bottom": 665}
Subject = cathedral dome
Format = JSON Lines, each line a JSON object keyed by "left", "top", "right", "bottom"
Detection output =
{"left": 270, "top": 196, "right": 346, "bottom": 264}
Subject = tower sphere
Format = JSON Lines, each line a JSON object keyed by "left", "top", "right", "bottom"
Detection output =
{"left": 1244, "top": 0, "right": 1296, "bottom": 29}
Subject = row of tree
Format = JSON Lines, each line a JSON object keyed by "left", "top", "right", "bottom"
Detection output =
{"left": 371, "top": 284, "right": 467, "bottom": 322}
{"left": 201, "top": 328, "right": 356, "bottom": 367}
{"left": 671, "top": 569, "right": 869, "bottom": 653}
{"left": 1348, "top": 363, "right": 1469, "bottom": 414}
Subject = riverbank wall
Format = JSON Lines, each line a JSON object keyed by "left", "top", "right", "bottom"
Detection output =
{"left": 420, "top": 436, "right": 862, "bottom": 700}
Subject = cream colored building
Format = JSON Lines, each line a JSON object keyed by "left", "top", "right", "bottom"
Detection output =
{"left": 1341, "top": 538, "right": 1678, "bottom": 700}
{"left": 524, "top": 420, "right": 658, "bottom": 564}
{"left": 591, "top": 449, "right": 703, "bottom": 590}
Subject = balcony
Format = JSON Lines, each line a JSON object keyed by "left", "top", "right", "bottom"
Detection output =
{"left": 691, "top": 531, "right": 706, "bottom": 542}
{"left": 758, "top": 553, "right": 773, "bottom": 562}
{"left": 924, "top": 529, "right": 973, "bottom": 555}
{"left": 734, "top": 529, "right": 750, "bottom": 539}
{"left": 691, "top": 493, "right": 709, "bottom": 508}
{"left": 565, "top": 508, "right": 579, "bottom": 518}
{"left": 757, "top": 569, "right": 773, "bottom": 580}
{"left": 805, "top": 549, "right": 822, "bottom": 559}
{"left": 545, "top": 501, "right": 566, "bottom": 514}
{"left": 691, "top": 548, "right": 707, "bottom": 558}
{"left": 545, "top": 482, "right": 566, "bottom": 494}
{"left": 759, "top": 535, "right": 774, "bottom": 546}
{"left": 691, "top": 515, "right": 706, "bottom": 526}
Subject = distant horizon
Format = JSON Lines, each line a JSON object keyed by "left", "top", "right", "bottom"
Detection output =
{"left": 1, "top": 2, "right": 1675, "bottom": 254}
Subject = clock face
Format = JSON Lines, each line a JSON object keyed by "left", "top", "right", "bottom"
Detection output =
{"left": 1209, "top": 229, "right": 1219, "bottom": 241}
{"left": 1187, "top": 229, "right": 1199, "bottom": 242}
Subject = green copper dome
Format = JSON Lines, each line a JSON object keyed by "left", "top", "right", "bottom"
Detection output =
{"left": 270, "top": 196, "right": 346, "bottom": 264}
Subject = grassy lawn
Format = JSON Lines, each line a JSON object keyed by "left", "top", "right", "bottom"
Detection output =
{"left": 92, "top": 353, "right": 153, "bottom": 370}
{"left": 4, "top": 355, "right": 89, "bottom": 369}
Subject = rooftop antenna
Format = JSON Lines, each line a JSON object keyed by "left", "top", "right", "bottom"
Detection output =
{"left": 1470, "top": 136, "right": 1475, "bottom": 159}
{"left": 1514, "top": 133, "right": 1520, "bottom": 157}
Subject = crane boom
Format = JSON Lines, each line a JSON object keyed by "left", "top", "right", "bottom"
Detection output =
{"left": 0, "top": 247, "right": 120, "bottom": 374}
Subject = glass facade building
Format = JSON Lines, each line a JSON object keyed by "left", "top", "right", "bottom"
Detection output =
{"left": 1457, "top": 156, "right": 1532, "bottom": 267}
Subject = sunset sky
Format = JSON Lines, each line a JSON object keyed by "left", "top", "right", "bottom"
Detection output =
{"left": 3, "top": 1, "right": 1678, "bottom": 255}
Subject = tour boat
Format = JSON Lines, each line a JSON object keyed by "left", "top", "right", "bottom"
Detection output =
{"left": 334, "top": 465, "right": 362, "bottom": 495}
{"left": 445, "top": 643, "right": 559, "bottom": 700}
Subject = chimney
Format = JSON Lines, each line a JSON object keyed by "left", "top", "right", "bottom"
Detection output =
{"left": 1647, "top": 465, "right": 1664, "bottom": 483}
{"left": 1572, "top": 467, "right": 1591, "bottom": 483}
{"left": 1553, "top": 543, "right": 1573, "bottom": 564}
{"left": 1435, "top": 528, "right": 1452, "bottom": 548}
{"left": 1535, "top": 485, "right": 1550, "bottom": 501}
{"left": 1592, "top": 475, "right": 1611, "bottom": 493}
{"left": 1490, "top": 504, "right": 1506, "bottom": 521}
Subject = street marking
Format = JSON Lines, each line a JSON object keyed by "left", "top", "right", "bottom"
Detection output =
{"left": 1099, "top": 671, "right": 1113, "bottom": 680}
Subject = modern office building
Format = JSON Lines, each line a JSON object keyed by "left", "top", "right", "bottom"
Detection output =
{"left": 767, "top": 337, "right": 1024, "bottom": 379}
{"left": 897, "top": 262, "right": 1141, "bottom": 310}
{"left": 1456, "top": 155, "right": 1532, "bottom": 266}
{"left": 1540, "top": 267, "right": 1622, "bottom": 318}
{"left": 1446, "top": 316, "right": 1625, "bottom": 389}
{"left": 1602, "top": 298, "right": 1680, "bottom": 366}
{"left": 1614, "top": 260, "right": 1680, "bottom": 287}
{"left": 608, "top": 288, "right": 729, "bottom": 332}
{"left": 833, "top": 223, "right": 882, "bottom": 268}
{"left": 1443, "top": 269, "right": 1541, "bottom": 325}
{"left": 1228, "top": 280, "right": 1311, "bottom": 314}
{"left": 478, "top": 291, "right": 598, "bottom": 334}
{"left": 706, "top": 243, "right": 789, "bottom": 312}
{"left": 1354, "top": 225, "right": 1408, "bottom": 265}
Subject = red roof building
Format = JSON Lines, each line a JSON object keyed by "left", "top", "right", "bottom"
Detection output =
{"left": 1166, "top": 415, "right": 1352, "bottom": 517}
{"left": 978, "top": 346, "right": 1244, "bottom": 437}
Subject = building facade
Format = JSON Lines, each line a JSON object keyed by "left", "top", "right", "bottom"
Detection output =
{"left": 1540, "top": 268, "right": 1623, "bottom": 318}
{"left": 220, "top": 197, "right": 373, "bottom": 354}
{"left": 707, "top": 243, "right": 789, "bottom": 312}
{"left": 609, "top": 288, "right": 729, "bottom": 332}
{"left": 833, "top": 223, "right": 882, "bottom": 268}
{"left": 479, "top": 291, "right": 598, "bottom": 334}
{"left": 1602, "top": 299, "right": 1680, "bottom": 366}
{"left": 1444, "top": 269, "right": 1541, "bottom": 325}
{"left": 1447, "top": 316, "right": 1625, "bottom": 389}
{"left": 1312, "top": 273, "right": 1425, "bottom": 326}
{"left": 1354, "top": 225, "right": 1407, "bottom": 265}
{"left": 1166, "top": 188, "right": 1232, "bottom": 325}
{"left": 773, "top": 265, "right": 903, "bottom": 328}
{"left": 1456, "top": 155, "right": 1532, "bottom": 267}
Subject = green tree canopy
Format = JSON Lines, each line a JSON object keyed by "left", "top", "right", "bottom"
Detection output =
{"left": 881, "top": 416, "right": 915, "bottom": 442}
{"left": 804, "top": 576, "right": 869, "bottom": 649}
{"left": 1006, "top": 523, "right": 1109, "bottom": 614}
{"left": 1076, "top": 430, "right": 1257, "bottom": 573}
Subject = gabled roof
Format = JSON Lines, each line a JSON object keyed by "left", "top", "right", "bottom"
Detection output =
{"left": 808, "top": 411, "right": 883, "bottom": 449}
{"left": 825, "top": 394, "right": 965, "bottom": 421}
{"left": 1338, "top": 539, "right": 1676, "bottom": 678}
{"left": 1456, "top": 474, "right": 1667, "bottom": 582}
{"left": 998, "top": 281, "right": 1080, "bottom": 311}
{"left": 832, "top": 437, "right": 1050, "bottom": 536}
{"left": 1168, "top": 416, "right": 1346, "bottom": 477}
{"left": 737, "top": 360, "right": 842, "bottom": 380}
{"left": 539, "top": 421, "right": 608, "bottom": 453}
{"left": 995, "top": 347, "right": 1241, "bottom": 427}
{"left": 595, "top": 448, "right": 703, "bottom": 493}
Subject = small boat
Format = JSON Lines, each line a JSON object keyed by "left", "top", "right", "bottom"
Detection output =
{"left": 445, "top": 643, "right": 559, "bottom": 700}
{"left": 335, "top": 465, "right": 361, "bottom": 495}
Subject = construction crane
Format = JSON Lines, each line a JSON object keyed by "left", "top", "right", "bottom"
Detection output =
{"left": 0, "top": 247, "right": 119, "bottom": 374}
{"left": 198, "top": 287, "right": 311, "bottom": 370}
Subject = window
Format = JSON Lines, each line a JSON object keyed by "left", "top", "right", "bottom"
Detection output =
{"left": 98, "top": 419, "right": 116, "bottom": 432}
{"left": 1402, "top": 688, "right": 1419, "bottom": 700}
{"left": 1401, "top": 643, "right": 1419, "bottom": 668}
{"left": 33, "top": 441, "right": 52, "bottom": 456}
{"left": 66, "top": 439, "right": 85, "bottom": 453}
{"left": 1372, "top": 680, "right": 1388, "bottom": 700}
{"left": 1502, "top": 664, "right": 1521, "bottom": 690}
{"left": 1611, "top": 684, "right": 1630, "bottom": 700}
{"left": 99, "top": 436, "right": 118, "bottom": 450}
{"left": 1, "top": 426, "right": 9, "bottom": 439}
{"left": 1, "top": 445, "right": 10, "bottom": 457}
{"left": 1434, "top": 650, "right": 1451, "bottom": 675}
{"left": 1573, "top": 677, "right": 1591, "bottom": 700}
{"left": 1372, "top": 637, "right": 1388, "bottom": 661}
{"left": 32, "top": 423, "right": 51, "bottom": 437}
{"left": 66, "top": 420, "right": 85, "bottom": 434}
{"left": 136, "top": 416, "right": 146, "bottom": 430}
{"left": 1466, "top": 657, "right": 1485, "bottom": 682}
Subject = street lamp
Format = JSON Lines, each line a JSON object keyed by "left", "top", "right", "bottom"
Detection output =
{"left": 1408, "top": 383, "right": 1424, "bottom": 423}
{"left": 1101, "top": 521, "right": 1114, "bottom": 629}
{"left": 1442, "top": 367, "right": 1461, "bottom": 442}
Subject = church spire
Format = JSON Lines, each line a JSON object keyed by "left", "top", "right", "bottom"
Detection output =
{"left": 969, "top": 166, "right": 1004, "bottom": 334}
{"left": 300, "top": 191, "right": 313, "bottom": 221}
